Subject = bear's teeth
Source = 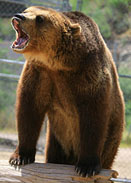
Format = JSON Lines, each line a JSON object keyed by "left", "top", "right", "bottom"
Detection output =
{"left": 16, "top": 38, "right": 27, "bottom": 47}
{"left": 12, "top": 37, "right": 28, "bottom": 49}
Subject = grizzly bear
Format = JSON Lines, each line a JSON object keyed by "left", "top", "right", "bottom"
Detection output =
{"left": 9, "top": 6, "right": 125, "bottom": 177}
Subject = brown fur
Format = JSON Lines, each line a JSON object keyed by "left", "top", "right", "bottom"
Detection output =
{"left": 9, "top": 6, "right": 125, "bottom": 177}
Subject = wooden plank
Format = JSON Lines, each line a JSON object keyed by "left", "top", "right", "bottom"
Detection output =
{"left": 0, "top": 160, "right": 118, "bottom": 183}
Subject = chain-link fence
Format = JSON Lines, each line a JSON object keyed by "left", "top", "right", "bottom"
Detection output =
{"left": 0, "top": 0, "right": 131, "bottom": 181}
{"left": 0, "top": 0, "right": 72, "bottom": 18}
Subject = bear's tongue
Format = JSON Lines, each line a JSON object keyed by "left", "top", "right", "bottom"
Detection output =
{"left": 14, "top": 37, "right": 28, "bottom": 48}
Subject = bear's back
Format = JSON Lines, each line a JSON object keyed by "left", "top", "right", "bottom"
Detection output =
{"left": 63, "top": 11, "right": 103, "bottom": 51}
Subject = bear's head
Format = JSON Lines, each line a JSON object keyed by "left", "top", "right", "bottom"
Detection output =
{"left": 11, "top": 6, "right": 82, "bottom": 69}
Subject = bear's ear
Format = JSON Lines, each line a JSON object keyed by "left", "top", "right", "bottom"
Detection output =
{"left": 70, "top": 23, "right": 81, "bottom": 36}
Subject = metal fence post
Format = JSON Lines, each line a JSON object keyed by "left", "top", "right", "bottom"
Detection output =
{"left": 76, "top": 0, "right": 83, "bottom": 11}
{"left": 62, "top": 0, "right": 72, "bottom": 11}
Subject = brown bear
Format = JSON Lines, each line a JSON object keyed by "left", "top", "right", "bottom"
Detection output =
{"left": 9, "top": 6, "right": 125, "bottom": 177}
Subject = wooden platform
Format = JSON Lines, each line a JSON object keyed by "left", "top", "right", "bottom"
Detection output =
{"left": 0, "top": 160, "right": 118, "bottom": 183}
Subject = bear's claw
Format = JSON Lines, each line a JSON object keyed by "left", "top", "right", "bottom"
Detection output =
{"left": 75, "top": 156, "right": 101, "bottom": 177}
{"left": 9, "top": 152, "right": 35, "bottom": 166}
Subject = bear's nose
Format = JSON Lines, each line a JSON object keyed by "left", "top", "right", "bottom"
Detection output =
{"left": 14, "top": 13, "right": 26, "bottom": 21}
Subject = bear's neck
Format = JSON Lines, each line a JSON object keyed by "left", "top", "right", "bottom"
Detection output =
{"left": 23, "top": 52, "right": 78, "bottom": 71}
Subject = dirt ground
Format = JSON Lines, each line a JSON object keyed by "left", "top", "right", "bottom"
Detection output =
{"left": 112, "top": 148, "right": 131, "bottom": 178}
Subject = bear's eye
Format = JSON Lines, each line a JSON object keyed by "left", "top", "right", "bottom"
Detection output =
{"left": 36, "top": 15, "right": 44, "bottom": 24}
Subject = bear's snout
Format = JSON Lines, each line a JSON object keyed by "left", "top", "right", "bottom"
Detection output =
{"left": 13, "top": 13, "right": 26, "bottom": 21}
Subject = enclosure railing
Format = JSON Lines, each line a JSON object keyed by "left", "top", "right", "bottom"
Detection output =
{"left": 0, "top": 59, "right": 131, "bottom": 80}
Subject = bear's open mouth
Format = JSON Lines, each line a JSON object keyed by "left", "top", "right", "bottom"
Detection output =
{"left": 12, "top": 18, "right": 29, "bottom": 50}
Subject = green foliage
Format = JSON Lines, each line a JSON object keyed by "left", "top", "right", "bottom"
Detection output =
{"left": 0, "top": 79, "right": 17, "bottom": 130}
{"left": 0, "top": 49, "right": 8, "bottom": 59}
{"left": 109, "top": 0, "right": 129, "bottom": 10}
{"left": 121, "top": 130, "right": 131, "bottom": 147}
{"left": 107, "top": 0, "right": 130, "bottom": 34}
{"left": 70, "top": 0, "right": 77, "bottom": 10}
{"left": 0, "top": 63, "right": 22, "bottom": 131}
{"left": 69, "top": 0, "right": 130, "bottom": 39}
{"left": 0, "top": 18, "right": 15, "bottom": 41}
{"left": 119, "top": 63, "right": 131, "bottom": 130}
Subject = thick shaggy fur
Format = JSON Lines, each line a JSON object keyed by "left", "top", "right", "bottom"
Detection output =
{"left": 9, "top": 6, "right": 125, "bottom": 177}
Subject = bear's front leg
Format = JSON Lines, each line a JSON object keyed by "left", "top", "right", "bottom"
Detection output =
{"left": 75, "top": 94, "right": 110, "bottom": 177}
{"left": 9, "top": 63, "right": 52, "bottom": 166}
